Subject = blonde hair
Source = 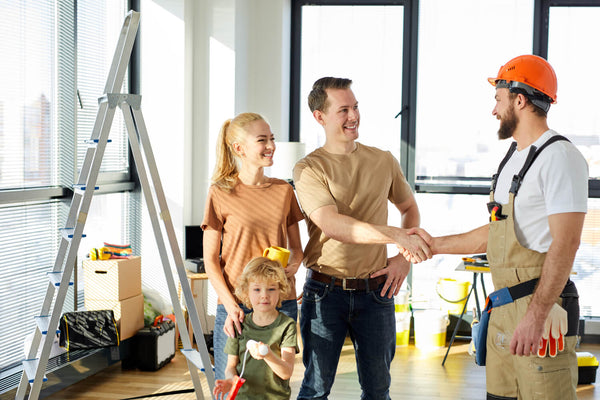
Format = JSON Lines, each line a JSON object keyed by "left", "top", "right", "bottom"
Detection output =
{"left": 235, "top": 257, "right": 290, "bottom": 309}
{"left": 211, "top": 112, "right": 266, "bottom": 192}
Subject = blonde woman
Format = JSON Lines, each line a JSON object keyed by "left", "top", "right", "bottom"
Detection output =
{"left": 202, "top": 113, "right": 303, "bottom": 379}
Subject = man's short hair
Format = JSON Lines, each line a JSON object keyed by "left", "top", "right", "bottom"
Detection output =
{"left": 308, "top": 77, "right": 353, "bottom": 112}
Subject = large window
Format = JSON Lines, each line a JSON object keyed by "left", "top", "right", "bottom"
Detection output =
{"left": 297, "top": 4, "right": 405, "bottom": 155}
{"left": 547, "top": 4, "right": 600, "bottom": 316}
{"left": 0, "top": 0, "right": 134, "bottom": 374}
{"left": 291, "top": 0, "right": 600, "bottom": 317}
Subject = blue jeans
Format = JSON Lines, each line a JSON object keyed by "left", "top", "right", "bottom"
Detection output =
{"left": 297, "top": 278, "right": 395, "bottom": 400}
{"left": 213, "top": 299, "right": 298, "bottom": 379}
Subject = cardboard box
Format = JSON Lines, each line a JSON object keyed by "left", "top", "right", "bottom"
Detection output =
{"left": 83, "top": 256, "right": 141, "bottom": 301}
{"left": 85, "top": 293, "right": 145, "bottom": 340}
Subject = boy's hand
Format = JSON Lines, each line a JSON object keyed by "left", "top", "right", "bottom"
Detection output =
{"left": 247, "top": 340, "right": 269, "bottom": 359}
{"left": 213, "top": 378, "right": 234, "bottom": 399}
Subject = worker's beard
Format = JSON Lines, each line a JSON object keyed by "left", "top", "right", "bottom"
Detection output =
{"left": 497, "top": 104, "right": 518, "bottom": 140}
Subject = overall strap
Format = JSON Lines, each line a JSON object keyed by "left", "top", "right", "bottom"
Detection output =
{"left": 490, "top": 141, "right": 518, "bottom": 193}
{"left": 510, "top": 135, "right": 570, "bottom": 195}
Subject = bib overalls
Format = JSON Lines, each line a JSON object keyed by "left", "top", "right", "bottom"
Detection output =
{"left": 485, "top": 137, "right": 580, "bottom": 400}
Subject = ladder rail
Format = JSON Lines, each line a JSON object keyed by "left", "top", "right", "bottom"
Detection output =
{"left": 104, "top": 11, "right": 139, "bottom": 95}
{"left": 131, "top": 105, "right": 216, "bottom": 385}
{"left": 121, "top": 101, "right": 208, "bottom": 399}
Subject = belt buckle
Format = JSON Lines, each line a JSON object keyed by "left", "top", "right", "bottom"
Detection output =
{"left": 342, "top": 277, "right": 356, "bottom": 291}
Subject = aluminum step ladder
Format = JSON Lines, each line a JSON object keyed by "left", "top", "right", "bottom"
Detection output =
{"left": 15, "top": 10, "right": 215, "bottom": 400}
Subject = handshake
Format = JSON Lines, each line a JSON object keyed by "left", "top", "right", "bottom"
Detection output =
{"left": 394, "top": 227, "right": 434, "bottom": 264}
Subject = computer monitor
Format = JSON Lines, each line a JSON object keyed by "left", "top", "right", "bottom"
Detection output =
{"left": 185, "top": 225, "right": 203, "bottom": 261}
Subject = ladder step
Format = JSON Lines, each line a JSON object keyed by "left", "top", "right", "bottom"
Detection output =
{"left": 47, "top": 271, "right": 73, "bottom": 287}
{"left": 181, "top": 349, "right": 211, "bottom": 372}
{"left": 22, "top": 359, "right": 48, "bottom": 383}
{"left": 34, "top": 315, "right": 60, "bottom": 335}
{"left": 73, "top": 184, "right": 99, "bottom": 192}
{"left": 84, "top": 138, "right": 112, "bottom": 145}
{"left": 60, "top": 228, "right": 86, "bottom": 239}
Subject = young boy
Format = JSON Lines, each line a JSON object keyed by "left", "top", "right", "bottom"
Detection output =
{"left": 213, "top": 257, "right": 298, "bottom": 400}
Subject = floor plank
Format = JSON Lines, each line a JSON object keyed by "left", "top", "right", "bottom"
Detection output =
{"left": 44, "top": 341, "right": 600, "bottom": 399}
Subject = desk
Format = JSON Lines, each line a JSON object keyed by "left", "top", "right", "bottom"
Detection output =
{"left": 179, "top": 271, "right": 214, "bottom": 345}
{"left": 441, "top": 261, "right": 490, "bottom": 366}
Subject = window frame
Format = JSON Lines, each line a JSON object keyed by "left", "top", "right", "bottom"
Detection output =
{"left": 290, "top": 0, "right": 600, "bottom": 197}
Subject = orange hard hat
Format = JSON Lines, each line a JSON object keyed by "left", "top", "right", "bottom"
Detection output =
{"left": 488, "top": 55, "right": 557, "bottom": 105}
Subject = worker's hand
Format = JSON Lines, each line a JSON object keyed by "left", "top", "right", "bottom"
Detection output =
{"left": 213, "top": 377, "right": 234, "bottom": 399}
{"left": 223, "top": 304, "right": 245, "bottom": 338}
{"left": 538, "top": 303, "right": 568, "bottom": 358}
{"left": 370, "top": 254, "right": 410, "bottom": 298}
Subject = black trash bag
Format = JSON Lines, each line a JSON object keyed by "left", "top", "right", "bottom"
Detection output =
{"left": 59, "top": 310, "right": 120, "bottom": 351}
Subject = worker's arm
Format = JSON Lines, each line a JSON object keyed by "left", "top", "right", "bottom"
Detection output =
{"left": 203, "top": 228, "right": 244, "bottom": 336}
{"left": 429, "top": 224, "right": 489, "bottom": 256}
{"left": 309, "top": 204, "right": 432, "bottom": 262}
{"left": 371, "top": 196, "right": 422, "bottom": 297}
{"left": 510, "top": 212, "right": 584, "bottom": 356}
{"left": 284, "top": 222, "right": 303, "bottom": 278}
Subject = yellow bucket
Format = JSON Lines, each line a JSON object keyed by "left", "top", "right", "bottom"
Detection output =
{"left": 395, "top": 312, "right": 410, "bottom": 347}
{"left": 413, "top": 310, "right": 449, "bottom": 350}
{"left": 394, "top": 290, "right": 410, "bottom": 313}
{"left": 436, "top": 278, "right": 470, "bottom": 314}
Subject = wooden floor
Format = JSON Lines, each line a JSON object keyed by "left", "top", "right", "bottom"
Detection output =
{"left": 45, "top": 341, "right": 600, "bottom": 399}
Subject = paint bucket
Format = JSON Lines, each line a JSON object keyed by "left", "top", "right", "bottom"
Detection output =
{"left": 394, "top": 290, "right": 410, "bottom": 313}
{"left": 436, "top": 278, "right": 470, "bottom": 314}
{"left": 413, "top": 310, "right": 449, "bottom": 350}
{"left": 395, "top": 311, "right": 410, "bottom": 347}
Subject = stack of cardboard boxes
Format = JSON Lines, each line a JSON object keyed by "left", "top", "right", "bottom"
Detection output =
{"left": 82, "top": 256, "right": 144, "bottom": 340}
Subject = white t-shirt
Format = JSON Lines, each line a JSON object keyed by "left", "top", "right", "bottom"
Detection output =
{"left": 494, "top": 130, "right": 588, "bottom": 252}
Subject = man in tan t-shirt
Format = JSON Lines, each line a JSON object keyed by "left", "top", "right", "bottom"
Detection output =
{"left": 293, "top": 77, "right": 431, "bottom": 400}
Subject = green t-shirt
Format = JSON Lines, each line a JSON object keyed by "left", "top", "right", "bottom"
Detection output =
{"left": 224, "top": 312, "right": 298, "bottom": 400}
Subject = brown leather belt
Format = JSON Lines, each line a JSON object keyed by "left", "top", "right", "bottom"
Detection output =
{"left": 307, "top": 269, "right": 386, "bottom": 291}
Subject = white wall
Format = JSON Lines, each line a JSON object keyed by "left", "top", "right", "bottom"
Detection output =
{"left": 139, "top": 0, "right": 291, "bottom": 304}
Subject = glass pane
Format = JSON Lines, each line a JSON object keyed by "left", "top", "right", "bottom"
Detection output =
{"left": 0, "top": 1, "right": 56, "bottom": 189}
{"left": 416, "top": 0, "right": 534, "bottom": 182}
{"left": 300, "top": 5, "right": 404, "bottom": 156}
{"left": 411, "top": 193, "right": 492, "bottom": 311}
{"left": 548, "top": 7, "right": 600, "bottom": 180}
{"left": 77, "top": 1, "right": 129, "bottom": 176}
{"left": 0, "top": 201, "right": 63, "bottom": 370}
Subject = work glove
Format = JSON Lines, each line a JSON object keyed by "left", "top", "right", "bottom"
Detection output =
{"left": 537, "top": 303, "right": 568, "bottom": 358}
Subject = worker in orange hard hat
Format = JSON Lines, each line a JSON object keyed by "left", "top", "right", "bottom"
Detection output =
{"left": 414, "top": 54, "right": 588, "bottom": 399}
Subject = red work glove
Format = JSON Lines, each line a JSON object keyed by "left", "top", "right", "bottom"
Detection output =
{"left": 537, "top": 303, "right": 568, "bottom": 358}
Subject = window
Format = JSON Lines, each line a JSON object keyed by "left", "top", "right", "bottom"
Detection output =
{"left": 296, "top": 4, "right": 405, "bottom": 155}
{"left": 290, "top": 0, "right": 600, "bottom": 318}
{"left": 547, "top": 4, "right": 600, "bottom": 316}
{"left": 415, "top": 0, "right": 534, "bottom": 191}
{"left": 0, "top": 0, "right": 133, "bottom": 374}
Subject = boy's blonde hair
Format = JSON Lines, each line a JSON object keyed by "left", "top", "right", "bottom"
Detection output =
{"left": 235, "top": 257, "right": 290, "bottom": 309}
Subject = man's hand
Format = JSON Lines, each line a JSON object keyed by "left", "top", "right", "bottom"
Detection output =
{"left": 397, "top": 227, "right": 433, "bottom": 263}
{"left": 510, "top": 310, "right": 546, "bottom": 356}
{"left": 370, "top": 254, "right": 411, "bottom": 298}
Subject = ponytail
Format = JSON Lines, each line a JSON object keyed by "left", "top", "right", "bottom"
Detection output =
{"left": 211, "top": 112, "right": 266, "bottom": 192}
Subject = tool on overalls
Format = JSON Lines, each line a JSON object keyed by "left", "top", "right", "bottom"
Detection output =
{"left": 487, "top": 201, "right": 506, "bottom": 222}
{"left": 227, "top": 340, "right": 269, "bottom": 400}
{"left": 538, "top": 303, "right": 568, "bottom": 358}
